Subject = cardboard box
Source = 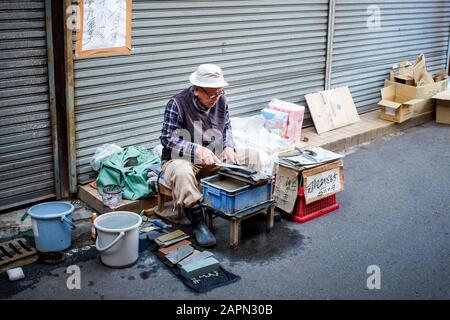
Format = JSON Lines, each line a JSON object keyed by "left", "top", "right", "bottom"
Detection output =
{"left": 384, "top": 79, "right": 448, "bottom": 99}
{"left": 384, "top": 79, "right": 448, "bottom": 116}
{"left": 268, "top": 99, "right": 305, "bottom": 144}
{"left": 413, "top": 53, "right": 427, "bottom": 84}
{"left": 260, "top": 107, "right": 289, "bottom": 138}
{"left": 302, "top": 160, "right": 344, "bottom": 205}
{"left": 394, "top": 74, "right": 414, "bottom": 86}
{"left": 389, "top": 54, "right": 448, "bottom": 87}
{"left": 433, "top": 90, "right": 450, "bottom": 124}
{"left": 378, "top": 85, "right": 423, "bottom": 123}
{"left": 390, "top": 61, "right": 413, "bottom": 82}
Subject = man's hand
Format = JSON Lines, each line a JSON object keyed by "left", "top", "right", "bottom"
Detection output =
{"left": 195, "top": 146, "right": 221, "bottom": 165}
{"left": 220, "top": 147, "right": 238, "bottom": 164}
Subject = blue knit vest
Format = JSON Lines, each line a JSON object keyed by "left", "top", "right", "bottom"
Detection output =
{"left": 161, "top": 87, "right": 228, "bottom": 162}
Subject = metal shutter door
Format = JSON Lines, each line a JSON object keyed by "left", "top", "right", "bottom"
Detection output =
{"left": 0, "top": 0, "right": 55, "bottom": 210}
{"left": 331, "top": 0, "right": 450, "bottom": 113}
{"left": 73, "top": 0, "right": 329, "bottom": 183}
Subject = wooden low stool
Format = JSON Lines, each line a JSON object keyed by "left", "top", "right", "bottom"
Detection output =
{"left": 205, "top": 202, "right": 275, "bottom": 248}
{"left": 156, "top": 178, "right": 183, "bottom": 219}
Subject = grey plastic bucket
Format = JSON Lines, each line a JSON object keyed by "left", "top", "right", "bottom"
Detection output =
{"left": 94, "top": 211, "right": 142, "bottom": 268}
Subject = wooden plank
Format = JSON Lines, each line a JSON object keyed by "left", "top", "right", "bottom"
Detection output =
{"left": 205, "top": 210, "right": 214, "bottom": 230}
{"left": 266, "top": 204, "right": 275, "bottom": 232}
{"left": 230, "top": 218, "right": 240, "bottom": 248}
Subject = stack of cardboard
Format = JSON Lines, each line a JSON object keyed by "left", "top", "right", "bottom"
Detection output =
{"left": 380, "top": 53, "right": 448, "bottom": 123}
{"left": 267, "top": 98, "right": 305, "bottom": 144}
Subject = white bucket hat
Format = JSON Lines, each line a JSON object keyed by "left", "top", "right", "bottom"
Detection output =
{"left": 189, "top": 64, "right": 229, "bottom": 88}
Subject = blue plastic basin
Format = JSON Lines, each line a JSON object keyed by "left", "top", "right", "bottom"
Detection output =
{"left": 200, "top": 175, "right": 273, "bottom": 215}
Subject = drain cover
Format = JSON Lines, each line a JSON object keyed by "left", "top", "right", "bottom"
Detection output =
{"left": 0, "top": 238, "right": 37, "bottom": 266}
{"left": 37, "top": 251, "right": 65, "bottom": 264}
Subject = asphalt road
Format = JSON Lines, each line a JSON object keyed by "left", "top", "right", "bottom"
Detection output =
{"left": 1, "top": 122, "right": 449, "bottom": 300}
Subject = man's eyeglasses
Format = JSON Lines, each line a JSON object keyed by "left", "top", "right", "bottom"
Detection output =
{"left": 200, "top": 87, "right": 224, "bottom": 100}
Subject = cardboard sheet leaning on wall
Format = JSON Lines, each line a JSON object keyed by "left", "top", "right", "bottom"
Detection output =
{"left": 305, "top": 87, "right": 360, "bottom": 134}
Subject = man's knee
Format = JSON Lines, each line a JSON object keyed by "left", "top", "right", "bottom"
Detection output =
{"left": 163, "top": 159, "right": 196, "bottom": 184}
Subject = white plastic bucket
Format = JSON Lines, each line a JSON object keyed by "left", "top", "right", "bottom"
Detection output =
{"left": 94, "top": 211, "right": 142, "bottom": 268}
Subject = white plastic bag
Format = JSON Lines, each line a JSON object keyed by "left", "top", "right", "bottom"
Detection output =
{"left": 90, "top": 144, "right": 123, "bottom": 171}
{"left": 152, "top": 144, "right": 163, "bottom": 158}
{"left": 231, "top": 115, "right": 294, "bottom": 175}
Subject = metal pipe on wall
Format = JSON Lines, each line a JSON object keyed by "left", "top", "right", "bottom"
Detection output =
{"left": 64, "top": 0, "right": 78, "bottom": 194}
{"left": 325, "top": 0, "right": 336, "bottom": 90}
{"left": 45, "top": 0, "right": 61, "bottom": 198}
{"left": 447, "top": 25, "right": 450, "bottom": 76}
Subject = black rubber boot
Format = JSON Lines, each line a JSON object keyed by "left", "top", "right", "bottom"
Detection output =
{"left": 185, "top": 204, "right": 216, "bottom": 248}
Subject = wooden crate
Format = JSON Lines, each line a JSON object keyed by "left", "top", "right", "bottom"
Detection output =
{"left": 78, "top": 183, "right": 157, "bottom": 214}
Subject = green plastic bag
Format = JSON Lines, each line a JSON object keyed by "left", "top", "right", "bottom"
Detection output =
{"left": 96, "top": 146, "right": 160, "bottom": 200}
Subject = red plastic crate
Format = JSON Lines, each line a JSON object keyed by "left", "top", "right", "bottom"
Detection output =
{"left": 290, "top": 187, "right": 339, "bottom": 223}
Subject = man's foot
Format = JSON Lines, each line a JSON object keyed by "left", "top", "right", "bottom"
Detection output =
{"left": 185, "top": 204, "right": 216, "bottom": 248}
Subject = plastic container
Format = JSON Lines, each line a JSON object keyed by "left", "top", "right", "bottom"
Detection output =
{"left": 27, "top": 202, "right": 76, "bottom": 252}
{"left": 200, "top": 175, "right": 273, "bottom": 216}
{"left": 290, "top": 187, "right": 339, "bottom": 223}
{"left": 94, "top": 211, "right": 142, "bottom": 268}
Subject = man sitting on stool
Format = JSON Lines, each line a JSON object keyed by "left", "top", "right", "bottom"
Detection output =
{"left": 159, "top": 64, "right": 261, "bottom": 247}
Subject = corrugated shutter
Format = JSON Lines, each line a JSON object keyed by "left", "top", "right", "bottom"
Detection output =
{"left": 73, "top": 0, "right": 329, "bottom": 183}
{"left": 0, "top": 0, "right": 55, "bottom": 210}
{"left": 331, "top": 0, "right": 450, "bottom": 112}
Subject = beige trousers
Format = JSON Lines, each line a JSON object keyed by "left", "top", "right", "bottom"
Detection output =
{"left": 161, "top": 147, "right": 262, "bottom": 209}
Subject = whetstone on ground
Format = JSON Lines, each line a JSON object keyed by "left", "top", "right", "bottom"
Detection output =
{"left": 165, "top": 244, "right": 194, "bottom": 265}
{"left": 177, "top": 250, "right": 214, "bottom": 268}
{"left": 180, "top": 257, "right": 220, "bottom": 279}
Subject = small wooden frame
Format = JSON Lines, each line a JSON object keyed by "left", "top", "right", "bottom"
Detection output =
{"left": 75, "top": 0, "right": 132, "bottom": 59}
{"left": 206, "top": 203, "right": 275, "bottom": 248}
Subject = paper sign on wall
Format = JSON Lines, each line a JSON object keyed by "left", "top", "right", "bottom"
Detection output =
{"left": 76, "top": 0, "right": 132, "bottom": 59}
{"left": 305, "top": 87, "right": 360, "bottom": 134}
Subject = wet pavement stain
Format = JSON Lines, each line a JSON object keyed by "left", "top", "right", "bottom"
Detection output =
{"left": 128, "top": 276, "right": 136, "bottom": 280}
{"left": 211, "top": 217, "right": 307, "bottom": 264}
{"left": 140, "top": 266, "right": 159, "bottom": 280}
